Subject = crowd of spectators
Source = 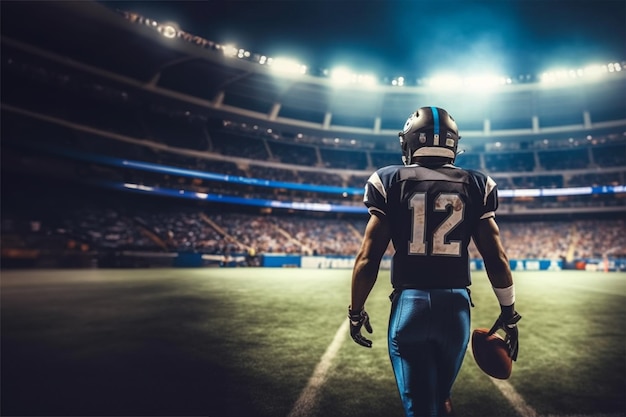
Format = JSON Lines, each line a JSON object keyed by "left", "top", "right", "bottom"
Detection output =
{"left": 2, "top": 46, "right": 625, "bottom": 269}
{"left": 134, "top": 211, "right": 226, "bottom": 254}
{"left": 2, "top": 199, "right": 625, "bottom": 262}
{"left": 58, "top": 208, "right": 155, "bottom": 251}
{"left": 573, "top": 220, "right": 626, "bottom": 259}
{"left": 496, "top": 221, "right": 572, "bottom": 260}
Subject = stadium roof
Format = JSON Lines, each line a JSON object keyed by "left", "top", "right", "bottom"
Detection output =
{"left": 1, "top": 0, "right": 625, "bottom": 146}
{"left": 95, "top": 0, "right": 626, "bottom": 79}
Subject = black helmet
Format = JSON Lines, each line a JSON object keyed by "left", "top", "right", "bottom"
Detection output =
{"left": 398, "top": 106, "right": 460, "bottom": 165}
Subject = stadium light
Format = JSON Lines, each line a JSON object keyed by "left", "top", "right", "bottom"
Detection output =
{"left": 583, "top": 64, "right": 606, "bottom": 78}
{"left": 237, "top": 49, "right": 251, "bottom": 59}
{"left": 463, "top": 74, "right": 508, "bottom": 91}
{"left": 540, "top": 61, "right": 625, "bottom": 83}
{"left": 424, "top": 73, "right": 506, "bottom": 92}
{"left": 426, "top": 74, "right": 463, "bottom": 89}
{"left": 267, "top": 57, "right": 307, "bottom": 75}
{"left": 329, "top": 67, "right": 377, "bottom": 87}
{"left": 121, "top": 10, "right": 626, "bottom": 89}
{"left": 608, "top": 62, "right": 622, "bottom": 72}
{"left": 356, "top": 73, "right": 377, "bottom": 86}
{"left": 221, "top": 44, "right": 239, "bottom": 57}
{"left": 391, "top": 76, "right": 405, "bottom": 86}
{"left": 158, "top": 23, "right": 178, "bottom": 39}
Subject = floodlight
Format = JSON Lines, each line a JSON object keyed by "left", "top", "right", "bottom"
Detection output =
{"left": 159, "top": 24, "right": 177, "bottom": 39}
{"left": 329, "top": 67, "right": 377, "bottom": 86}
{"left": 608, "top": 62, "right": 620, "bottom": 72}
{"left": 267, "top": 57, "right": 307, "bottom": 75}
{"left": 221, "top": 44, "right": 238, "bottom": 57}
{"left": 463, "top": 74, "right": 505, "bottom": 91}
{"left": 357, "top": 74, "right": 377, "bottom": 86}
{"left": 392, "top": 76, "right": 405, "bottom": 86}
{"left": 540, "top": 61, "right": 623, "bottom": 83}
{"left": 582, "top": 64, "right": 606, "bottom": 79}
{"left": 330, "top": 67, "right": 354, "bottom": 85}
{"left": 427, "top": 74, "right": 462, "bottom": 89}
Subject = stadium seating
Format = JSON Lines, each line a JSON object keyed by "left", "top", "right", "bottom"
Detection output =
{"left": 1, "top": 5, "right": 624, "bottom": 268}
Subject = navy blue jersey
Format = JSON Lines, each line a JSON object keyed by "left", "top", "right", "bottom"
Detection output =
{"left": 364, "top": 163, "right": 498, "bottom": 289}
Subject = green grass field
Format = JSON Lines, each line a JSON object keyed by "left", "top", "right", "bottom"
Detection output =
{"left": 1, "top": 268, "right": 625, "bottom": 417}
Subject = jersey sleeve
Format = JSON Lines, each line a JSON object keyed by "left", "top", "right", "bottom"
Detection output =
{"left": 468, "top": 169, "right": 499, "bottom": 219}
{"left": 363, "top": 170, "right": 388, "bottom": 217}
{"left": 481, "top": 175, "right": 498, "bottom": 219}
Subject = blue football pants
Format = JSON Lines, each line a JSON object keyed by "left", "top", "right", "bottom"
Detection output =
{"left": 388, "top": 288, "right": 471, "bottom": 417}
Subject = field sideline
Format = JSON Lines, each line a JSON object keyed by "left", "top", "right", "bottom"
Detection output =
{"left": 1, "top": 268, "right": 625, "bottom": 417}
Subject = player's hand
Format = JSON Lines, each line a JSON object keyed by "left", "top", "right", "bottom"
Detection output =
{"left": 489, "top": 309, "right": 521, "bottom": 361}
{"left": 348, "top": 307, "right": 373, "bottom": 348}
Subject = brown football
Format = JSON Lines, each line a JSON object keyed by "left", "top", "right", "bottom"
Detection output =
{"left": 471, "top": 328, "right": 512, "bottom": 379}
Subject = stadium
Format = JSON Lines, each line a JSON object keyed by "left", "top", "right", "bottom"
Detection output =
{"left": 1, "top": 2, "right": 625, "bottom": 417}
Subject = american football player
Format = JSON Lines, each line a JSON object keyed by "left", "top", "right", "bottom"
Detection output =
{"left": 348, "top": 106, "right": 521, "bottom": 417}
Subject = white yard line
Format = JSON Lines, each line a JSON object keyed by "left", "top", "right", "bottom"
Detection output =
{"left": 287, "top": 319, "right": 349, "bottom": 417}
{"left": 289, "top": 324, "right": 621, "bottom": 417}
{"left": 490, "top": 377, "right": 539, "bottom": 417}
{"left": 488, "top": 373, "right": 624, "bottom": 417}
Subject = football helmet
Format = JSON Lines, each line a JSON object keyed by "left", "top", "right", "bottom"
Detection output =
{"left": 398, "top": 106, "right": 460, "bottom": 165}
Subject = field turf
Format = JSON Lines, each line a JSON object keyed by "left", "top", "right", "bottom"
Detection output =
{"left": 1, "top": 268, "right": 625, "bottom": 417}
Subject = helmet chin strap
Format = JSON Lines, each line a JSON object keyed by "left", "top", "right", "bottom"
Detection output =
{"left": 402, "top": 147, "right": 412, "bottom": 165}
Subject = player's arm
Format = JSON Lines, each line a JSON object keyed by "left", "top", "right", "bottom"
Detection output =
{"left": 349, "top": 213, "right": 391, "bottom": 348}
{"left": 473, "top": 217, "right": 512, "bottom": 288}
{"left": 473, "top": 217, "right": 521, "bottom": 360}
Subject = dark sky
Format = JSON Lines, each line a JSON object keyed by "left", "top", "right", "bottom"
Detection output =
{"left": 99, "top": 0, "right": 626, "bottom": 78}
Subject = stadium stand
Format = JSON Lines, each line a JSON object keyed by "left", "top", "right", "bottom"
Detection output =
{"left": 1, "top": 1, "right": 624, "bottom": 270}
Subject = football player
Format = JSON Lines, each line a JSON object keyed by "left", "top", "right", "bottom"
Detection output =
{"left": 348, "top": 107, "right": 521, "bottom": 417}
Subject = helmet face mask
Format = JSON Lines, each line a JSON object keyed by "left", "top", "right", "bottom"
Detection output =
{"left": 398, "top": 106, "right": 460, "bottom": 165}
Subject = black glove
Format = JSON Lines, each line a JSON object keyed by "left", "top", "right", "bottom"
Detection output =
{"left": 348, "top": 307, "right": 373, "bottom": 348}
{"left": 489, "top": 306, "right": 521, "bottom": 361}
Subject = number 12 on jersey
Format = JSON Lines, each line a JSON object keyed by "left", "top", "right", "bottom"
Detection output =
{"left": 408, "top": 192, "right": 464, "bottom": 257}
